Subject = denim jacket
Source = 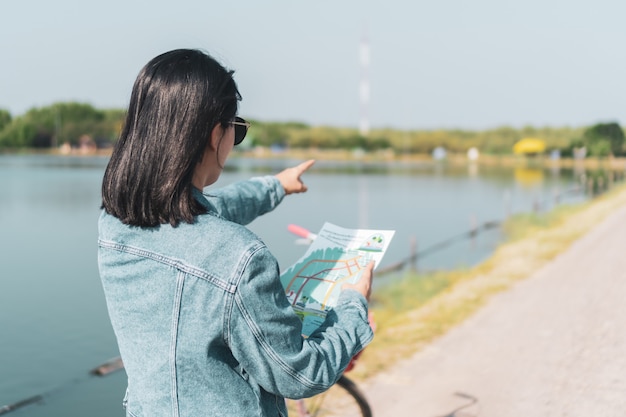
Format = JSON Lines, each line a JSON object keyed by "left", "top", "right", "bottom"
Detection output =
{"left": 98, "top": 176, "right": 373, "bottom": 417}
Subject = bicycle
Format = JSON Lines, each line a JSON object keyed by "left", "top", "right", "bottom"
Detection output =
{"left": 289, "top": 373, "right": 371, "bottom": 417}
{"left": 287, "top": 343, "right": 372, "bottom": 417}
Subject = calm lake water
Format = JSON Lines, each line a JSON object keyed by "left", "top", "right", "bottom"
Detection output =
{"left": 0, "top": 153, "right": 595, "bottom": 416}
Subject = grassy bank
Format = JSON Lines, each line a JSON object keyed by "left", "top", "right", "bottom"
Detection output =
{"left": 349, "top": 183, "right": 626, "bottom": 381}
{"left": 236, "top": 147, "right": 626, "bottom": 171}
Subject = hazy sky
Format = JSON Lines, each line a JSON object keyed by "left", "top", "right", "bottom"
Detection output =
{"left": 2, "top": 0, "right": 625, "bottom": 130}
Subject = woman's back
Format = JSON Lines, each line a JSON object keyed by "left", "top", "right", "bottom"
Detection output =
{"left": 99, "top": 188, "right": 296, "bottom": 415}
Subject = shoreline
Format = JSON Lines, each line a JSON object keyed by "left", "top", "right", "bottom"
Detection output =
{"left": 3, "top": 146, "right": 626, "bottom": 172}
{"left": 239, "top": 148, "right": 626, "bottom": 172}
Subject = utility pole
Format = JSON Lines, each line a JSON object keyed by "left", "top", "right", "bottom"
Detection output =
{"left": 359, "top": 30, "right": 370, "bottom": 137}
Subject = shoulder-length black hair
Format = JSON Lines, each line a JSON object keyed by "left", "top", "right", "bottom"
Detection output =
{"left": 101, "top": 49, "right": 241, "bottom": 227}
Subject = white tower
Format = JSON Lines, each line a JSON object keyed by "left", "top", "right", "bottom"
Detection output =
{"left": 359, "top": 32, "right": 370, "bottom": 136}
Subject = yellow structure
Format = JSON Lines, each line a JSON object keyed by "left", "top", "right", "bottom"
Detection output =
{"left": 513, "top": 138, "right": 546, "bottom": 155}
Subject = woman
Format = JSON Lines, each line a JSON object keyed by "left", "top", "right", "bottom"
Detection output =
{"left": 98, "top": 48, "right": 374, "bottom": 417}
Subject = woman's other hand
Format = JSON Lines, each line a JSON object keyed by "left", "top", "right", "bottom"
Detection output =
{"left": 342, "top": 261, "right": 375, "bottom": 302}
{"left": 275, "top": 159, "right": 315, "bottom": 195}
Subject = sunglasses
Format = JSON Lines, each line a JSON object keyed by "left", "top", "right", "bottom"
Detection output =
{"left": 229, "top": 117, "right": 250, "bottom": 146}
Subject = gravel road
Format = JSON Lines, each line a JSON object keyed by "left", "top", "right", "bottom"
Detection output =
{"left": 363, "top": 203, "right": 626, "bottom": 417}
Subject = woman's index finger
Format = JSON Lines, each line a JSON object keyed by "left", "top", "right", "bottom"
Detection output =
{"left": 297, "top": 159, "right": 316, "bottom": 174}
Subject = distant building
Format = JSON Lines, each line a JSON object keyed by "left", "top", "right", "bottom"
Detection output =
{"left": 513, "top": 138, "right": 546, "bottom": 155}
{"left": 467, "top": 147, "right": 480, "bottom": 161}
{"left": 432, "top": 146, "right": 447, "bottom": 160}
{"left": 79, "top": 135, "right": 97, "bottom": 154}
{"left": 573, "top": 147, "right": 587, "bottom": 160}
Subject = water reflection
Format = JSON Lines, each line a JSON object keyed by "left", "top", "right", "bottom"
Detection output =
{"left": 514, "top": 167, "right": 544, "bottom": 187}
{"left": 467, "top": 162, "right": 479, "bottom": 178}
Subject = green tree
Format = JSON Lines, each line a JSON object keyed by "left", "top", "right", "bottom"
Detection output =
{"left": 0, "top": 102, "right": 124, "bottom": 148}
{"left": 582, "top": 122, "right": 625, "bottom": 156}
{"left": 0, "top": 118, "right": 37, "bottom": 147}
{"left": 0, "top": 109, "right": 11, "bottom": 132}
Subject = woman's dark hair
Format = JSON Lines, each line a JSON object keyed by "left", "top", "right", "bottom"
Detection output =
{"left": 101, "top": 49, "right": 241, "bottom": 227}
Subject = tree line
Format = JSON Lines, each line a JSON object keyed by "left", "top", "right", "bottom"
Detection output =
{"left": 0, "top": 103, "right": 123, "bottom": 149}
{"left": 0, "top": 102, "right": 623, "bottom": 157}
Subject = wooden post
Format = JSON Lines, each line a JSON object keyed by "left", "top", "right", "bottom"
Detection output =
{"left": 503, "top": 190, "right": 511, "bottom": 219}
{"left": 533, "top": 197, "right": 540, "bottom": 213}
{"left": 554, "top": 186, "right": 560, "bottom": 206}
{"left": 410, "top": 236, "right": 417, "bottom": 271}
{"left": 470, "top": 214, "right": 477, "bottom": 248}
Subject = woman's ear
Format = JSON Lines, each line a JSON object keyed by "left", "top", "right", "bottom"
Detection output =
{"left": 209, "top": 123, "right": 225, "bottom": 151}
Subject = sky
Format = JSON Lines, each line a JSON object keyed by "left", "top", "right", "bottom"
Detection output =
{"left": 2, "top": 0, "right": 626, "bottom": 130}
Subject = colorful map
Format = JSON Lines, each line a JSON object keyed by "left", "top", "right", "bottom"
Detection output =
{"left": 280, "top": 223, "right": 395, "bottom": 337}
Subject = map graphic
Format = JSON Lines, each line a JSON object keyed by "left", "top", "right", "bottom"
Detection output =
{"left": 280, "top": 223, "right": 395, "bottom": 337}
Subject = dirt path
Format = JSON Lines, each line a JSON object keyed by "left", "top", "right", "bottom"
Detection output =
{"left": 362, "top": 203, "right": 626, "bottom": 417}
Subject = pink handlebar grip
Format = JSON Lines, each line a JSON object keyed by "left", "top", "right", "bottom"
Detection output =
{"left": 288, "top": 224, "right": 311, "bottom": 238}
{"left": 288, "top": 224, "right": 316, "bottom": 240}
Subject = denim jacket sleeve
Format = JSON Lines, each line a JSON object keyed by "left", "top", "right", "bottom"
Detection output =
{"left": 201, "top": 176, "right": 285, "bottom": 225}
{"left": 227, "top": 244, "right": 374, "bottom": 399}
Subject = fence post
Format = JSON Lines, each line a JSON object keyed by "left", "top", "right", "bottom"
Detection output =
{"left": 503, "top": 190, "right": 511, "bottom": 219}
{"left": 470, "top": 215, "right": 477, "bottom": 247}
{"left": 553, "top": 186, "right": 560, "bottom": 206}
{"left": 410, "top": 236, "right": 417, "bottom": 271}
